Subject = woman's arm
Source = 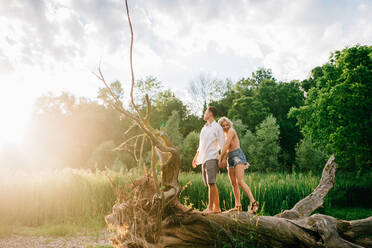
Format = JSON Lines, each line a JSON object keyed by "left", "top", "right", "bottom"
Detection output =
{"left": 220, "top": 129, "right": 235, "bottom": 161}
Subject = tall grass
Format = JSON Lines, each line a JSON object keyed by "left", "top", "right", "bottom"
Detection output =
{"left": 0, "top": 168, "right": 139, "bottom": 227}
{"left": 179, "top": 171, "right": 319, "bottom": 215}
{"left": 0, "top": 168, "right": 371, "bottom": 230}
{"left": 180, "top": 170, "right": 372, "bottom": 219}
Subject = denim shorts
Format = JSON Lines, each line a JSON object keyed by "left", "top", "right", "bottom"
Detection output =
{"left": 227, "top": 148, "right": 250, "bottom": 169}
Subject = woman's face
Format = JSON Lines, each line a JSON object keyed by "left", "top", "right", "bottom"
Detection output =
{"left": 221, "top": 121, "right": 230, "bottom": 132}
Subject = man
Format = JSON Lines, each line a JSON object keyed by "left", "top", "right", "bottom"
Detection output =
{"left": 192, "top": 106, "right": 225, "bottom": 215}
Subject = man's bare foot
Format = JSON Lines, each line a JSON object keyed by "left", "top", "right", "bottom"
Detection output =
{"left": 212, "top": 208, "right": 221, "bottom": 214}
{"left": 201, "top": 208, "right": 214, "bottom": 215}
{"left": 225, "top": 205, "right": 242, "bottom": 213}
{"left": 201, "top": 208, "right": 221, "bottom": 215}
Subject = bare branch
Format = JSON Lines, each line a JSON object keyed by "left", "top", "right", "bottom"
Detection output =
{"left": 139, "top": 135, "right": 146, "bottom": 173}
{"left": 124, "top": 0, "right": 142, "bottom": 120}
{"left": 151, "top": 143, "right": 160, "bottom": 195}
{"left": 114, "top": 134, "right": 146, "bottom": 152}
{"left": 124, "top": 122, "right": 138, "bottom": 136}
{"left": 144, "top": 94, "right": 151, "bottom": 123}
{"left": 276, "top": 155, "right": 337, "bottom": 219}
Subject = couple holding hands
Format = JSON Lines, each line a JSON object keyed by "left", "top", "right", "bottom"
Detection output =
{"left": 192, "top": 106, "right": 259, "bottom": 215}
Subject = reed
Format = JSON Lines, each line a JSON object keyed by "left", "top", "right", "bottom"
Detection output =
{"left": 0, "top": 168, "right": 371, "bottom": 228}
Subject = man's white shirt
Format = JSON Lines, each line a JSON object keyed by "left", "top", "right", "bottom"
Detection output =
{"left": 196, "top": 120, "right": 225, "bottom": 165}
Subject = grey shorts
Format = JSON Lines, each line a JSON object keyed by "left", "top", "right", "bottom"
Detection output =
{"left": 201, "top": 159, "right": 218, "bottom": 186}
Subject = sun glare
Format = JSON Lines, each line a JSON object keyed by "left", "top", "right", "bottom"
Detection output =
{"left": 0, "top": 91, "right": 32, "bottom": 149}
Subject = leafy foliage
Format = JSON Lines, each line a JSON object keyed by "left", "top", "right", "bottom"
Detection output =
{"left": 295, "top": 136, "right": 327, "bottom": 172}
{"left": 164, "top": 110, "right": 183, "bottom": 147}
{"left": 290, "top": 45, "right": 372, "bottom": 171}
{"left": 241, "top": 115, "right": 281, "bottom": 171}
{"left": 2, "top": 46, "right": 370, "bottom": 174}
{"left": 179, "top": 131, "right": 199, "bottom": 171}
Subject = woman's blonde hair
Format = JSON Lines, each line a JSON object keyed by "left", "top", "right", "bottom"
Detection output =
{"left": 218, "top": 116, "right": 233, "bottom": 128}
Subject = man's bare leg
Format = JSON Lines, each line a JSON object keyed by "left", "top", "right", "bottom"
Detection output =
{"left": 210, "top": 183, "right": 221, "bottom": 213}
{"left": 202, "top": 184, "right": 221, "bottom": 215}
{"left": 201, "top": 184, "right": 217, "bottom": 215}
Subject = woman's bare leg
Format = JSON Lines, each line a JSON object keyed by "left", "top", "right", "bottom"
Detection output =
{"left": 235, "top": 164, "right": 255, "bottom": 204}
{"left": 228, "top": 167, "right": 241, "bottom": 209}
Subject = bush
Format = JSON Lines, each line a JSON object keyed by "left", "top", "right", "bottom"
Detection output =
{"left": 232, "top": 119, "right": 247, "bottom": 139}
{"left": 164, "top": 110, "right": 183, "bottom": 147}
{"left": 295, "top": 137, "right": 327, "bottom": 172}
{"left": 241, "top": 115, "right": 281, "bottom": 171}
{"left": 180, "top": 131, "right": 199, "bottom": 171}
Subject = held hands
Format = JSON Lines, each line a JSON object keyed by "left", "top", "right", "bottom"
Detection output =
{"left": 219, "top": 158, "right": 227, "bottom": 169}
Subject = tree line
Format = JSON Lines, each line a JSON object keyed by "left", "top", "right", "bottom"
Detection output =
{"left": 1, "top": 45, "right": 371, "bottom": 173}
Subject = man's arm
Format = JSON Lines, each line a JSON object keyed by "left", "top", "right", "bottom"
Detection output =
{"left": 192, "top": 151, "right": 199, "bottom": 168}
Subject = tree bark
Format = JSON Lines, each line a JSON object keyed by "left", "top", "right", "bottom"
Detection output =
{"left": 105, "top": 154, "right": 372, "bottom": 248}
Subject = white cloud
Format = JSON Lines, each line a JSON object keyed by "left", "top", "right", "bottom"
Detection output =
{"left": 0, "top": 0, "right": 371, "bottom": 146}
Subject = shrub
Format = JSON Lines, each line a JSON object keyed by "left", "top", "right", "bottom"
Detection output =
{"left": 164, "top": 110, "right": 183, "bottom": 147}
{"left": 295, "top": 136, "right": 327, "bottom": 172}
{"left": 241, "top": 115, "right": 281, "bottom": 171}
{"left": 180, "top": 131, "right": 199, "bottom": 171}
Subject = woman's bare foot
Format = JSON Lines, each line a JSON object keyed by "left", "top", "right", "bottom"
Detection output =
{"left": 249, "top": 201, "right": 259, "bottom": 214}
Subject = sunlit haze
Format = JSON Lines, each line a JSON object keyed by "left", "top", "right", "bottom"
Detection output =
{"left": 1, "top": 0, "right": 372, "bottom": 147}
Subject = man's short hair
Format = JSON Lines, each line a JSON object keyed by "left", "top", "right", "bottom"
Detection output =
{"left": 207, "top": 106, "right": 217, "bottom": 117}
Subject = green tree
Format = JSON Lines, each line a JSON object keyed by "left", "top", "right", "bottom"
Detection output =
{"left": 289, "top": 45, "right": 372, "bottom": 171}
{"left": 180, "top": 114, "right": 204, "bottom": 138}
{"left": 179, "top": 131, "right": 199, "bottom": 171}
{"left": 227, "top": 73, "right": 304, "bottom": 168}
{"left": 97, "top": 80, "right": 124, "bottom": 107}
{"left": 25, "top": 92, "right": 132, "bottom": 169}
{"left": 295, "top": 137, "right": 327, "bottom": 172}
{"left": 135, "top": 76, "right": 163, "bottom": 104}
{"left": 240, "top": 129, "right": 257, "bottom": 166}
{"left": 231, "top": 119, "right": 247, "bottom": 139}
{"left": 241, "top": 115, "right": 281, "bottom": 172}
{"left": 151, "top": 90, "right": 188, "bottom": 129}
{"left": 255, "top": 80, "right": 305, "bottom": 167}
{"left": 228, "top": 96, "right": 269, "bottom": 132}
{"left": 164, "top": 110, "right": 183, "bottom": 147}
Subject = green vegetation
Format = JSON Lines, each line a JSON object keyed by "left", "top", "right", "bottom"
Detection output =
{"left": 290, "top": 45, "right": 372, "bottom": 172}
{"left": 0, "top": 45, "right": 371, "bottom": 240}
{"left": 0, "top": 168, "right": 371, "bottom": 238}
{"left": 0, "top": 168, "right": 137, "bottom": 227}
{"left": 241, "top": 115, "right": 281, "bottom": 172}
{"left": 1, "top": 45, "right": 370, "bottom": 174}
{"left": 180, "top": 171, "right": 372, "bottom": 219}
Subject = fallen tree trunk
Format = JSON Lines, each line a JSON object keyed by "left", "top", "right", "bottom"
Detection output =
{"left": 105, "top": 155, "right": 372, "bottom": 248}
{"left": 99, "top": 1, "right": 372, "bottom": 247}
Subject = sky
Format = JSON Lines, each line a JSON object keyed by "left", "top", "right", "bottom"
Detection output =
{"left": 0, "top": 0, "right": 371, "bottom": 148}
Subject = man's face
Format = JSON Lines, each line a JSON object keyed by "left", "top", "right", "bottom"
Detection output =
{"left": 203, "top": 109, "right": 211, "bottom": 121}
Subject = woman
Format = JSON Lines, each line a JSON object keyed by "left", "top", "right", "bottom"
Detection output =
{"left": 218, "top": 117, "right": 259, "bottom": 214}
